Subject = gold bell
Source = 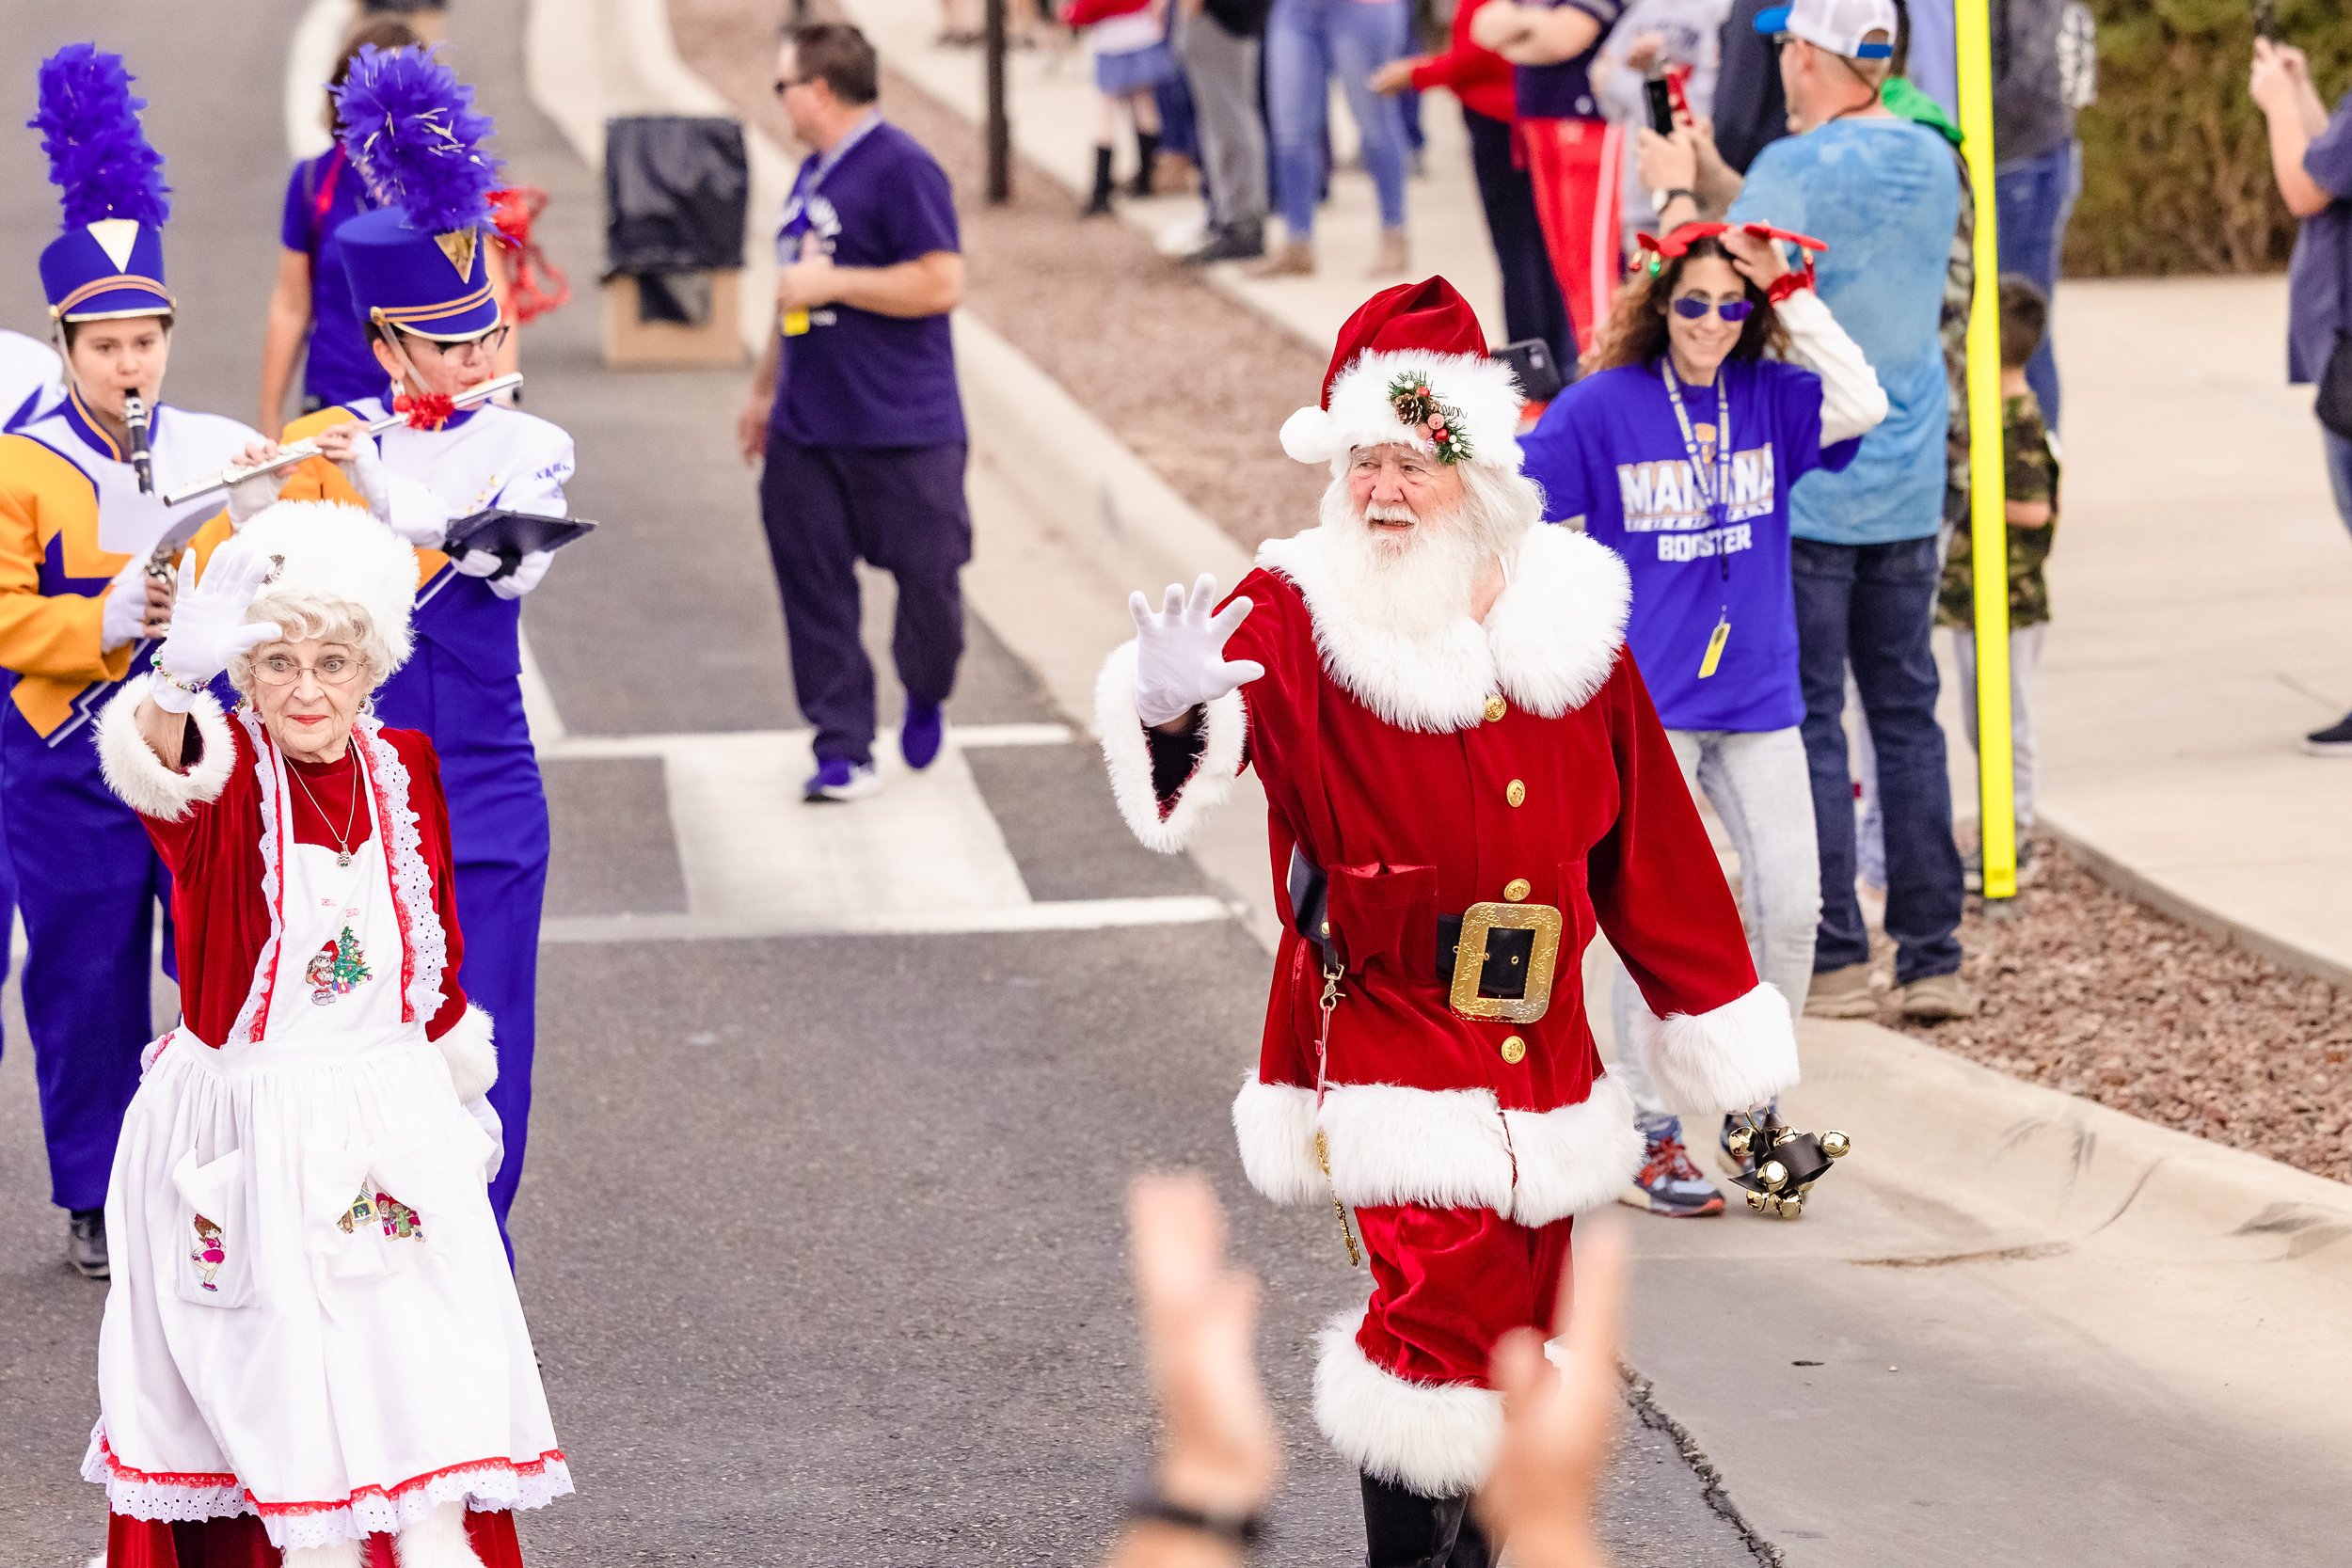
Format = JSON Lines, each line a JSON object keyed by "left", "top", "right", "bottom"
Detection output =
{"left": 1820, "top": 1130, "right": 1851, "bottom": 1160}
{"left": 1726, "top": 1126, "right": 1754, "bottom": 1158}
{"left": 1773, "top": 1128, "right": 1798, "bottom": 1148}
{"left": 1774, "top": 1193, "right": 1804, "bottom": 1220}
{"left": 1758, "top": 1159, "right": 1788, "bottom": 1192}
{"left": 1744, "top": 1189, "right": 1769, "bottom": 1213}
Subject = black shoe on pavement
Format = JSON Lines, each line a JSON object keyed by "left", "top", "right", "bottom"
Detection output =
{"left": 1082, "top": 144, "right": 1116, "bottom": 217}
{"left": 68, "top": 1207, "right": 107, "bottom": 1279}
{"left": 1184, "top": 217, "right": 1266, "bottom": 264}
{"left": 2304, "top": 711, "right": 2352, "bottom": 756}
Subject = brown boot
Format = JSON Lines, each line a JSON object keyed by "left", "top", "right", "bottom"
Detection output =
{"left": 1803, "top": 961, "right": 1877, "bottom": 1020}
{"left": 1899, "top": 972, "right": 1980, "bottom": 1022}
{"left": 1248, "top": 240, "right": 1313, "bottom": 278}
{"left": 1368, "top": 228, "right": 1409, "bottom": 278}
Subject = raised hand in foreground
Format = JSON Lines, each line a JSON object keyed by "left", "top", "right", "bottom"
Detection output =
{"left": 1472, "top": 1220, "right": 1630, "bottom": 1568}
{"left": 1130, "top": 575, "right": 1263, "bottom": 730}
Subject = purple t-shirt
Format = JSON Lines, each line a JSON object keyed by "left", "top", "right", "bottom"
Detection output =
{"left": 278, "top": 150, "right": 386, "bottom": 412}
{"left": 1513, "top": 0, "right": 1621, "bottom": 121}
{"left": 1518, "top": 357, "right": 1858, "bottom": 732}
{"left": 771, "top": 119, "right": 966, "bottom": 449}
{"left": 2288, "top": 90, "right": 2352, "bottom": 386}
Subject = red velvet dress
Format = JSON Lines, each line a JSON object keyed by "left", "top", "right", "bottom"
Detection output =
{"left": 96, "top": 718, "right": 538, "bottom": 1567}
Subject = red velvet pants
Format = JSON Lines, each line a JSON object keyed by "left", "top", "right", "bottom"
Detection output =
{"left": 1352, "top": 1203, "right": 1574, "bottom": 1386}
{"left": 1518, "top": 116, "right": 1625, "bottom": 356}
{"left": 103, "top": 1510, "right": 524, "bottom": 1566}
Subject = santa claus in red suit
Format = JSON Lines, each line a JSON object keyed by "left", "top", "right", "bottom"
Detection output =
{"left": 1096, "top": 277, "right": 1796, "bottom": 1564}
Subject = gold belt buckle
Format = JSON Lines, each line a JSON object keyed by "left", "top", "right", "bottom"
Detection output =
{"left": 1448, "top": 901, "right": 1564, "bottom": 1023}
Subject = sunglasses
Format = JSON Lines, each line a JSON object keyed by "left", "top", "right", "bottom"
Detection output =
{"left": 1671, "top": 295, "right": 1757, "bottom": 323}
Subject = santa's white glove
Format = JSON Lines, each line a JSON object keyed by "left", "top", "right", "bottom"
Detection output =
{"left": 1130, "top": 574, "right": 1263, "bottom": 727}
{"left": 481, "top": 549, "right": 552, "bottom": 600}
{"left": 99, "top": 554, "right": 157, "bottom": 652}
{"left": 151, "top": 546, "right": 280, "bottom": 713}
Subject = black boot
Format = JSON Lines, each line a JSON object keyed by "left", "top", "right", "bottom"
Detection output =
{"left": 1360, "top": 1472, "right": 1487, "bottom": 1568}
{"left": 1131, "top": 129, "right": 1162, "bottom": 197}
{"left": 67, "top": 1207, "right": 108, "bottom": 1279}
{"left": 1082, "top": 144, "right": 1116, "bottom": 216}
{"left": 1184, "top": 214, "right": 1266, "bottom": 264}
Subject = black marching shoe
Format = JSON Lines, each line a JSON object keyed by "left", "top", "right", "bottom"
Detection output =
{"left": 1361, "top": 1472, "right": 1492, "bottom": 1568}
{"left": 2304, "top": 710, "right": 2352, "bottom": 756}
{"left": 68, "top": 1207, "right": 107, "bottom": 1278}
{"left": 1184, "top": 215, "right": 1266, "bottom": 264}
{"left": 1131, "top": 129, "right": 1163, "bottom": 197}
{"left": 1082, "top": 144, "right": 1117, "bottom": 217}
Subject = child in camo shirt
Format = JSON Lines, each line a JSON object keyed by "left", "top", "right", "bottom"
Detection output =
{"left": 1937, "top": 276, "right": 2058, "bottom": 863}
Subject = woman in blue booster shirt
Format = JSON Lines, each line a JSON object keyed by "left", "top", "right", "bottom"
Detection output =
{"left": 1518, "top": 221, "right": 1884, "bottom": 1217}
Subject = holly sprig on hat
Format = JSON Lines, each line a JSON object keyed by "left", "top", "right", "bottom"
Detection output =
{"left": 1387, "top": 372, "right": 1472, "bottom": 466}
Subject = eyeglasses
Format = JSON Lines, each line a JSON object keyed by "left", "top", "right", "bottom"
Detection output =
{"left": 1671, "top": 295, "right": 1757, "bottom": 323}
{"left": 406, "top": 325, "right": 510, "bottom": 357}
{"left": 253, "top": 651, "right": 366, "bottom": 688}
{"left": 773, "top": 75, "right": 816, "bottom": 96}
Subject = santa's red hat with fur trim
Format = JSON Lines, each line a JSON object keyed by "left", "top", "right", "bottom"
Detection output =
{"left": 1278, "top": 277, "right": 1525, "bottom": 472}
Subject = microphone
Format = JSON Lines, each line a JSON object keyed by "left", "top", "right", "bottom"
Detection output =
{"left": 121, "top": 393, "right": 154, "bottom": 497}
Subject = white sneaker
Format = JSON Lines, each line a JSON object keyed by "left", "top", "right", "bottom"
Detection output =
{"left": 803, "top": 759, "right": 883, "bottom": 802}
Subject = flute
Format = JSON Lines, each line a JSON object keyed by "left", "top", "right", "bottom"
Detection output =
{"left": 158, "top": 373, "right": 524, "bottom": 508}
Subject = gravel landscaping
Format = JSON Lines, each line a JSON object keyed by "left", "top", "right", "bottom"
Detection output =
{"left": 1877, "top": 837, "right": 2352, "bottom": 1184}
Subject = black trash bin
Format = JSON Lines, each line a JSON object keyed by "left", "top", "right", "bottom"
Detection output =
{"left": 604, "top": 115, "right": 748, "bottom": 336}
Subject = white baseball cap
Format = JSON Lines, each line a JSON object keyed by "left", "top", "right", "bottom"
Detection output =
{"left": 1754, "top": 0, "right": 1898, "bottom": 59}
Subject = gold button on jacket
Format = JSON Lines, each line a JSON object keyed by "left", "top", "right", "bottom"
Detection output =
{"left": 1483, "top": 694, "right": 1508, "bottom": 722}
{"left": 1500, "top": 1035, "right": 1528, "bottom": 1064}
{"left": 1502, "top": 878, "right": 1532, "bottom": 902}
{"left": 1505, "top": 779, "right": 1526, "bottom": 807}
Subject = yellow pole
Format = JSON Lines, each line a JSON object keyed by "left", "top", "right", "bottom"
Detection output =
{"left": 1953, "top": 0, "right": 2014, "bottom": 899}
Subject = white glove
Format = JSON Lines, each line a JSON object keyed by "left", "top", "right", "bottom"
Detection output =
{"left": 1129, "top": 573, "right": 1263, "bottom": 727}
{"left": 99, "top": 554, "right": 157, "bottom": 651}
{"left": 316, "top": 425, "right": 449, "bottom": 547}
{"left": 461, "top": 548, "right": 552, "bottom": 600}
{"left": 225, "top": 465, "right": 286, "bottom": 527}
{"left": 151, "top": 546, "right": 280, "bottom": 713}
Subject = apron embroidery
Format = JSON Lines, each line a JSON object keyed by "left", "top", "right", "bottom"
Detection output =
{"left": 189, "top": 1215, "right": 226, "bottom": 1291}
{"left": 305, "top": 926, "right": 373, "bottom": 1006}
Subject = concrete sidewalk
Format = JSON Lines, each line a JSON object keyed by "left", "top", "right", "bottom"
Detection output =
{"left": 844, "top": 0, "right": 2352, "bottom": 991}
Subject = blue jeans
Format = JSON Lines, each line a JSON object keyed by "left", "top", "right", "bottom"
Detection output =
{"left": 2326, "top": 423, "right": 2352, "bottom": 542}
{"left": 1265, "top": 0, "right": 1408, "bottom": 238}
{"left": 1994, "top": 139, "right": 2080, "bottom": 429}
{"left": 1791, "top": 536, "right": 1964, "bottom": 985}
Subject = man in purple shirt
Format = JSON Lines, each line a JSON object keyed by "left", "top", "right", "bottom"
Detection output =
{"left": 2252, "top": 34, "right": 2352, "bottom": 755}
{"left": 737, "top": 23, "right": 971, "bottom": 800}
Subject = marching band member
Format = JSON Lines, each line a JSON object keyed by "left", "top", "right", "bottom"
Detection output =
{"left": 87, "top": 501, "right": 570, "bottom": 1567}
{"left": 205, "top": 45, "right": 570, "bottom": 1236}
{"left": 0, "top": 44, "right": 263, "bottom": 1279}
{"left": 0, "top": 328, "right": 63, "bottom": 429}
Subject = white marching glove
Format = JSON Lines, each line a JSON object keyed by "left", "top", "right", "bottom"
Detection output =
{"left": 99, "top": 554, "right": 156, "bottom": 652}
{"left": 333, "top": 432, "right": 447, "bottom": 548}
{"left": 484, "top": 549, "right": 552, "bottom": 600}
{"left": 1129, "top": 573, "right": 1263, "bottom": 727}
{"left": 224, "top": 464, "right": 286, "bottom": 528}
{"left": 151, "top": 546, "right": 280, "bottom": 713}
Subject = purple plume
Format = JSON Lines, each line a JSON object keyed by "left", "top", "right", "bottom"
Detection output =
{"left": 333, "top": 44, "right": 501, "bottom": 234}
{"left": 30, "top": 43, "right": 169, "bottom": 229}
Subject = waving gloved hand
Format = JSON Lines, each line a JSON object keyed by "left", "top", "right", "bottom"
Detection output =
{"left": 312, "top": 423, "right": 449, "bottom": 548}
{"left": 453, "top": 547, "right": 553, "bottom": 600}
{"left": 151, "top": 545, "right": 280, "bottom": 713}
{"left": 1130, "top": 574, "right": 1263, "bottom": 727}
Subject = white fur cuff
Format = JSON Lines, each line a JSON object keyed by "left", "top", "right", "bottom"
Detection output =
{"left": 1314, "top": 1309, "right": 1502, "bottom": 1495}
{"left": 435, "top": 1003, "right": 499, "bottom": 1103}
{"left": 1629, "top": 982, "right": 1800, "bottom": 1118}
{"left": 95, "top": 674, "right": 235, "bottom": 821}
{"left": 1095, "top": 639, "right": 1248, "bottom": 854}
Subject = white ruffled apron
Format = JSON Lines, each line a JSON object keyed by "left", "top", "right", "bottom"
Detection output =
{"left": 85, "top": 716, "right": 570, "bottom": 1552}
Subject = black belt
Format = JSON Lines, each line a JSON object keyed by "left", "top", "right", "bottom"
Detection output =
{"left": 1438, "top": 915, "right": 1538, "bottom": 1000}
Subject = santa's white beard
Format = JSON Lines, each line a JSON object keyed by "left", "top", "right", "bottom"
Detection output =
{"left": 1318, "top": 478, "right": 1516, "bottom": 639}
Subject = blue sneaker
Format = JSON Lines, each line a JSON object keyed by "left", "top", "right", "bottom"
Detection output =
{"left": 803, "top": 758, "right": 883, "bottom": 802}
{"left": 900, "top": 700, "right": 946, "bottom": 770}
{"left": 1618, "top": 1115, "right": 1724, "bottom": 1218}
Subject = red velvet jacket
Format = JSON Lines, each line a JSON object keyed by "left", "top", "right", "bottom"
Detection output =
{"left": 95, "top": 677, "right": 471, "bottom": 1050}
{"left": 1100, "top": 524, "right": 1797, "bottom": 1227}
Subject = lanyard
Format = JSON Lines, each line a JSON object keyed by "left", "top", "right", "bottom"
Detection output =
{"left": 780, "top": 111, "right": 882, "bottom": 241}
{"left": 1661, "top": 357, "right": 1736, "bottom": 676}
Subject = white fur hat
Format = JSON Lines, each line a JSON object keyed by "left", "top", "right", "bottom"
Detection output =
{"left": 229, "top": 499, "right": 421, "bottom": 675}
{"left": 1276, "top": 277, "right": 1525, "bottom": 471}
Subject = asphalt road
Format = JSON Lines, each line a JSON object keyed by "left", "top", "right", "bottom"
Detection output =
{"left": 0, "top": 3, "right": 1758, "bottom": 1565}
